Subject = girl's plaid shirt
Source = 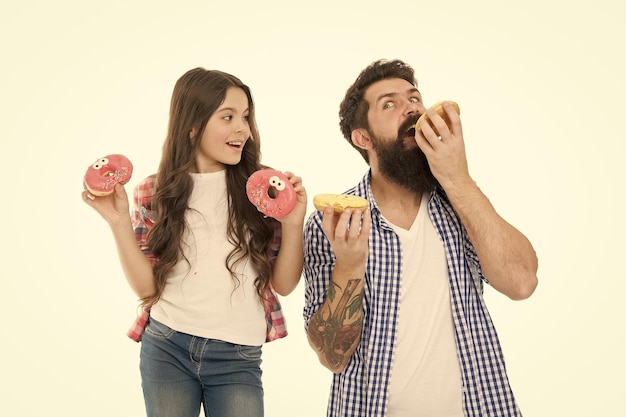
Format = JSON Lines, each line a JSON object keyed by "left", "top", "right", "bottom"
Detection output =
{"left": 125, "top": 175, "right": 288, "bottom": 343}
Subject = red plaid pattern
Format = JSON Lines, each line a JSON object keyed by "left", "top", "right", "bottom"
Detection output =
{"left": 126, "top": 175, "right": 288, "bottom": 343}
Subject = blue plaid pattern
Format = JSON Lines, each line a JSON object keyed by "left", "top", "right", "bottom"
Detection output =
{"left": 303, "top": 170, "right": 521, "bottom": 417}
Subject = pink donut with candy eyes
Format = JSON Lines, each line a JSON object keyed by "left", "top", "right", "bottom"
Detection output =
{"left": 246, "top": 169, "right": 297, "bottom": 219}
{"left": 84, "top": 154, "right": 133, "bottom": 196}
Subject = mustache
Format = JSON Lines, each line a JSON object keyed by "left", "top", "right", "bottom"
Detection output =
{"left": 398, "top": 114, "right": 421, "bottom": 137}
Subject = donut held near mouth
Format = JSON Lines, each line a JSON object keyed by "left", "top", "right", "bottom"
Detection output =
{"left": 246, "top": 169, "right": 297, "bottom": 219}
{"left": 415, "top": 100, "right": 460, "bottom": 135}
{"left": 84, "top": 154, "right": 133, "bottom": 196}
{"left": 313, "top": 194, "right": 368, "bottom": 214}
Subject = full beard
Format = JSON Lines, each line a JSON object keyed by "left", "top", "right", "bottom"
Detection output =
{"left": 370, "top": 117, "right": 439, "bottom": 196}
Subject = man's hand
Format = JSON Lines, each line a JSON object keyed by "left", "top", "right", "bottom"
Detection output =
{"left": 321, "top": 206, "right": 370, "bottom": 272}
{"left": 415, "top": 101, "right": 472, "bottom": 191}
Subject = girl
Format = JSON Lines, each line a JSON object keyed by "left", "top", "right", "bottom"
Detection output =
{"left": 82, "top": 68, "right": 307, "bottom": 417}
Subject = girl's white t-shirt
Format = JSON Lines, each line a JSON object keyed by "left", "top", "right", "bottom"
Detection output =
{"left": 150, "top": 170, "right": 266, "bottom": 346}
{"left": 385, "top": 193, "right": 464, "bottom": 417}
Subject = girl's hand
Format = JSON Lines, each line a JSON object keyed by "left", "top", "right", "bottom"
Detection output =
{"left": 82, "top": 183, "right": 131, "bottom": 226}
{"left": 278, "top": 171, "right": 307, "bottom": 227}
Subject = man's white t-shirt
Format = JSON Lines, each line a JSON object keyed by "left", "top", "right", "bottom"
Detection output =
{"left": 386, "top": 193, "right": 464, "bottom": 417}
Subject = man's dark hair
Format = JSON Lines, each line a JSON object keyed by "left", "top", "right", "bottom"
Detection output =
{"left": 339, "top": 59, "right": 417, "bottom": 162}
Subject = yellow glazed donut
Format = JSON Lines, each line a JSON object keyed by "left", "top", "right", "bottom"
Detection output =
{"left": 415, "top": 100, "right": 460, "bottom": 135}
{"left": 313, "top": 194, "right": 368, "bottom": 214}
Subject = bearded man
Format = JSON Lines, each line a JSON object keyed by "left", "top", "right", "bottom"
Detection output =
{"left": 303, "top": 59, "right": 538, "bottom": 417}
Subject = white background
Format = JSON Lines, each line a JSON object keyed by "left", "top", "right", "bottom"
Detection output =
{"left": 1, "top": 0, "right": 624, "bottom": 415}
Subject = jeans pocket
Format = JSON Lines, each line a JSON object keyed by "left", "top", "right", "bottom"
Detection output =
{"left": 235, "top": 344, "right": 262, "bottom": 361}
{"left": 144, "top": 318, "right": 176, "bottom": 339}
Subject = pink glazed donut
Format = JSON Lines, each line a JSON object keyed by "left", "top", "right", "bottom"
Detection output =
{"left": 84, "top": 154, "right": 133, "bottom": 196}
{"left": 246, "top": 169, "right": 297, "bottom": 219}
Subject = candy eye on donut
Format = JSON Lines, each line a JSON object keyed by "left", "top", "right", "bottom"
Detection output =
{"left": 92, "top": 157, "right": 109, "bottom": 170}
{"left": 269, "top": 175, "right": 286, "bottom": 191}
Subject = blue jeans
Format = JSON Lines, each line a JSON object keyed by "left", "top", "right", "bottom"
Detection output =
{"left": 140, "top": 318, "right": 264, "bottom": 417}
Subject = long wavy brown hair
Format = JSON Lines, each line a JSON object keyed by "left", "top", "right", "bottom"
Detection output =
{"left": 142, "top": 68, "right": 276, "bottom": 306}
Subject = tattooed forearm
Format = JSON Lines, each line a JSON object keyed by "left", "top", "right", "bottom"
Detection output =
{"left": 308, "top": 279, "right": 363, "bottom": 370}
